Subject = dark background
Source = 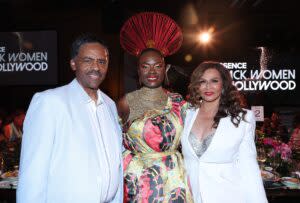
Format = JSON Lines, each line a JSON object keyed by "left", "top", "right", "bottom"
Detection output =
{"left": 0, "top": 0, "right": 299, "bottom": 117}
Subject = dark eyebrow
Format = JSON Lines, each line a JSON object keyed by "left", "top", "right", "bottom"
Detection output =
{"left": 141, "top": 61, "right": 163, "bottom": 65}
{"left": 82, "top": 57, "right": 107, "bottom": 61}
{"left": 200, "top": 76, "right": 220, "bottom": 79}
{"left": 82, "top": 57, "right": 93, "bottom": 60}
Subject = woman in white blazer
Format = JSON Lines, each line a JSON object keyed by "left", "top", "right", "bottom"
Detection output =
{"left": 181, "top": 61, "right": 268, "bottom": 203}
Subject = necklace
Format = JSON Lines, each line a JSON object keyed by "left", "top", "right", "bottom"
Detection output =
{"left": 126, "top": 86, "right": 168, "bottom": 122}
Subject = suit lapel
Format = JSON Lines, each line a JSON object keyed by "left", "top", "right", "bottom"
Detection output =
{"left": 185, "top": 108, "right": 199, "bottom": 137}
{"left": 199, "top": 117, "right": 232, "bottom": 161}
{"left": 67, "top": 80, "right": 103, "bottom": 171}
{"left": 184, "top": 108, "right": 229, "bottom": 161}
{"left": 199, "top": 119, "right": 221, "bottom": 161}
{"left": 183, "top": 108, "right": 200, "bottom": 159}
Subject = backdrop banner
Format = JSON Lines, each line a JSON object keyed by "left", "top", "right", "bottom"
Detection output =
{"left": 0, "top": 31, "right": 57, "bottom": 85}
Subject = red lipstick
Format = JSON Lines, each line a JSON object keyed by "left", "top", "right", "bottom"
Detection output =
{"left": 204, "top": 92, "right": 214, "bottom": 96}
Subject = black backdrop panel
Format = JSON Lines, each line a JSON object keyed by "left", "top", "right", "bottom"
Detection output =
{"left": 0, "top": 31, "right": 57, "bottom": 85}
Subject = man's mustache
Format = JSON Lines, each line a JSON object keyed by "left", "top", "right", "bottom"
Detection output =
{"left": 87, "top": 70, "right": 102, "bottom": 77}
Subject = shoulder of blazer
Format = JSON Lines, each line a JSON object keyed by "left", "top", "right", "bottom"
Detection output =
{"left": 33, "top": 84, "right": 69, "bottom": 106}
{"left": 100, "top": 91, "right": 116, "bottom": 108}
{"left": 224, "top": 109, "right": 255, "bottom": 132}
{"left": 186, "top": 106, "right": 197, "bottom": 114}
{"left": 243, "top": 109, "right": 255, "bottom": 124}
{"left": 225, "top": 109, "right": 254, "bottom": 124}
{"left": 185, "top": 107, "right": 197, "bottom": 118}
{"left": 100, "top": 91, "right": 119, "bottom": 117}
{"left": 183, "top": 107, "right": 198, "bottom": 129}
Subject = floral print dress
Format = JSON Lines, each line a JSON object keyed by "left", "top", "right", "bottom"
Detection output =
{"left": 123, "top": 92, "right": 193, "bottom": 203}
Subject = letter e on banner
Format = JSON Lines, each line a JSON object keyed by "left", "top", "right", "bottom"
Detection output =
{"left": 251, "top": 106, "right": 264, "bottom": 122}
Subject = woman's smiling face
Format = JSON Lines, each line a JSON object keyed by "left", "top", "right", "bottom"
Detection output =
{"left": 138, "top": 50, "right": 165, "bottom": 88}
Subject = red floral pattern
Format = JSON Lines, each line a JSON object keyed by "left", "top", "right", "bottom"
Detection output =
{"left": 123, "top": 93, "right": 193, "bottom": 202}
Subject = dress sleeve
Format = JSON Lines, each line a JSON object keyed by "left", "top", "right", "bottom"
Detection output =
{"left": 237, "top": 111, "right": 268, "bottom": 203}
{"left": 17, "top": 92, "right": 57, "bottom": 203}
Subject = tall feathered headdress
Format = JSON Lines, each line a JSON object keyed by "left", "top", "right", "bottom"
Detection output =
{"left": 120, "top": 12, "right": 183, "bottom": 57}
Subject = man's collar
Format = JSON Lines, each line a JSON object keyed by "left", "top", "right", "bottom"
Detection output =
{"left": 70, "top": 79, "right": 104, "bottom": 105}
{"left": 86, "top": 89, "right": 103, "bottom": 106}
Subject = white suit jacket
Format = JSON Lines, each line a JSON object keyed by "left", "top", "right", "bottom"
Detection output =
{"left": 17, "top": 79, "right": 123, "bottom": 203}
{"left": 181, "top": 108, "right": 268, "bottom": 203}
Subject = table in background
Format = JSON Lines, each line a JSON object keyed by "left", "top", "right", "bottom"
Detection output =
{"left": 267, "top": 189, "right": 300, "bottom": 203}
{"left": 0, "top": 188, "right": 299, "bottom": 203}
{"left": 0, "top": 189, "right": 15, "bottom": 203}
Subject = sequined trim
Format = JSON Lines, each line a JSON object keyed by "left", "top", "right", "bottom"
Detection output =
{"left": 188, "top": 131, "right": 215, "bottom": 158}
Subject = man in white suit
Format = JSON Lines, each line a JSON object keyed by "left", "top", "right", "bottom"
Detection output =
{"left": 17, "top": 34, "right": 123, "bottom": 203}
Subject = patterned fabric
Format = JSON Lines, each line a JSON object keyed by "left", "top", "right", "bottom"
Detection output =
{"left": 123, "top": 92, "right": 193, "bottom": 203}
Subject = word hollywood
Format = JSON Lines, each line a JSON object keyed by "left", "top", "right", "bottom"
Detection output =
{"left": 221, "top": 62, "right": 296, "bottom": 91}
{"left": 0, "top": 51, "right": 48, "bottom": 72}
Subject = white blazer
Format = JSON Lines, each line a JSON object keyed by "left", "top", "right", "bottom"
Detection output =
{"left": 181, "top": 108, "right": 268, "bottom": 203}
{"left": 17, "top": 79, "right": 123, "bottom": 203}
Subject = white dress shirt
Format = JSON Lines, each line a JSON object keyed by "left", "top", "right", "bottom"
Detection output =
{"left": 87, "top": 91, "right": 121, "bottom": 202}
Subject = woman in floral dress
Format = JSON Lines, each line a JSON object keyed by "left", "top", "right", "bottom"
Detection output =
{"left": 118, "top": 12, "right": 193, "bottom": 203}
